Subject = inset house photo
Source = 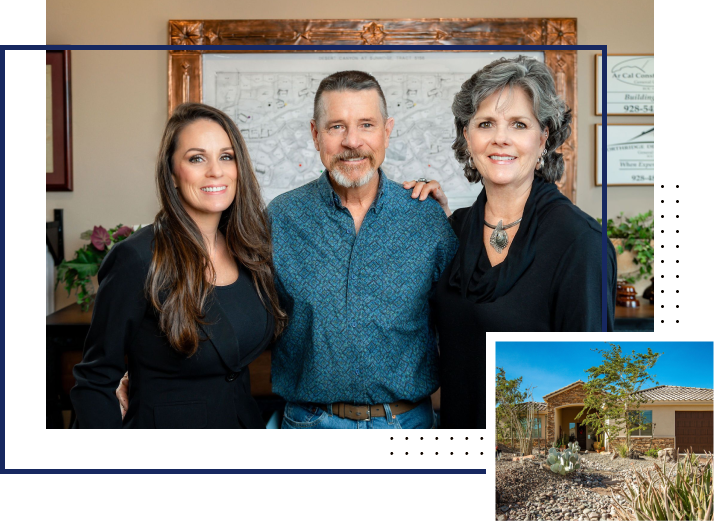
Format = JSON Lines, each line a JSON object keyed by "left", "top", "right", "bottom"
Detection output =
{"left": 495, "top": 341, "right": 713, "bottom": 521}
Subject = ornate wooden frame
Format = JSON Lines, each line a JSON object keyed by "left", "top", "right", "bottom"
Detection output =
{"left": 168, "top": 18, "right": 578, "bottom": 202}
{"left": 46, "top": 50, "right": 73, "bottom": 191}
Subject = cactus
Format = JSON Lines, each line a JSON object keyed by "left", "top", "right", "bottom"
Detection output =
{"left": 547, "top": 446, "right": 581, "bottom": 475}
{"left": 568, "top": 441, "right": 580, "bottom": 454}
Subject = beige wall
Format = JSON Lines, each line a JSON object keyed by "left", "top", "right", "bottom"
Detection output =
{"left": 47, "top": 0, "right": 654, "bottom": 311}
{"left": 635, "top": 403, "right": 713, "bottom": 438}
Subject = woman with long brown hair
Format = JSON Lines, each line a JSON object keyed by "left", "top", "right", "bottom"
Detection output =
{"left": 71, "top": 103, "right": 286, "bottom": 428}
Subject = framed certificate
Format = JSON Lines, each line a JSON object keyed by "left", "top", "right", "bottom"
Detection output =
{"left": 595, "top": 124, "right": 654, "bottom": 186}
{"left": 595, "top": 54, "right": 653, "bottom": 116}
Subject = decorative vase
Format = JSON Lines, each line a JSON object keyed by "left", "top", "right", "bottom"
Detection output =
{"left": 617, "top": 280, "right": 640, "bottom": 308}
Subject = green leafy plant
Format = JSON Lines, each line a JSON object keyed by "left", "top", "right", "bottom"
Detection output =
{"left": 612, "top": 451, "right": 713, "bottom": 520}
{"left": 618, "top": 444, "right": 629, "bottom": 458}
{"left": 56, "top": 224, "right": 135, "bottom": 311}
{"left": 645, "top": 447, "right": 662, "bottom": 458}
{"left": 598, "top": 211, "right": 654, "bottom": 283}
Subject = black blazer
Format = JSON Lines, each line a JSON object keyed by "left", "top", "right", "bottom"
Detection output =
{"left": 70, "top": 226, "right": 274, "bottom": 428}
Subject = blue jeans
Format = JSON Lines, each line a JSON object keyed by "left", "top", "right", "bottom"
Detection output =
{"left": 281, "top": 398, "right": 436, "bottom": 429}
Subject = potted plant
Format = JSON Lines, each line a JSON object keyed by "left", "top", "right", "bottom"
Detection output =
{"left": 599, "top": 211, "right": 654, "bottom": 284}
{"left": 56, "top": 224, "right": 136, "bottom": 311}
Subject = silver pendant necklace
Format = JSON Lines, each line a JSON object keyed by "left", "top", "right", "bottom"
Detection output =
{"left": 483, "top": 217, "right": 522, "bottom": 254}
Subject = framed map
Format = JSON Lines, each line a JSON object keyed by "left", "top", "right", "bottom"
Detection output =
{"left": 167, "top": 18, "right": 579, "bottom": 205}
{"left": 202, "top": 52, "right": 543, "bottom": 210}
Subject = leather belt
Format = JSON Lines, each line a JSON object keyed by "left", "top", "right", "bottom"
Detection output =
{"left": 313, "top": 400, "right": 423, "bottom": 421}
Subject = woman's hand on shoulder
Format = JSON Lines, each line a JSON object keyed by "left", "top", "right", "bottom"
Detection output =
{"left": 402, "top": 179, "right": 452, "bottom": 217}
{"left": 116, "top": 372, "right": 129, "bottom": 420}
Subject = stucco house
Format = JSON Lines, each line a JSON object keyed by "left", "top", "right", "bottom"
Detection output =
{"left": 501, "top": 381, "right": 713, "bottom": 453}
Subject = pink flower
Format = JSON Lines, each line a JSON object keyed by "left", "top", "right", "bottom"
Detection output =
{"left": 90, "top": 226, "right": 111, "bottom": 251}
{"left": 112, "top": 225, "right": 134, "bottom": 240}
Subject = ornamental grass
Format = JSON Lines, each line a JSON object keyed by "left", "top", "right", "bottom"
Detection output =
{"left": 611, "top": 450, "right": 713, "bottom": 521}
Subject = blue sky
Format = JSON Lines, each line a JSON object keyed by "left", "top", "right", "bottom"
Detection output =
{"left": 496, "top": 341, "right": 713, "bottom": 401}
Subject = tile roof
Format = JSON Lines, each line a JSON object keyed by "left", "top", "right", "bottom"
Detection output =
{"left": 634, "top": 385, "right": 714, "bottom": 402}
{"left": 543, "top": 380, "right": 585, "bottom": 400}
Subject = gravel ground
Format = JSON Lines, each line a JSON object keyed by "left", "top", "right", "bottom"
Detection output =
{"left": 495, "top": 451, "right": 691, "bottom": 521}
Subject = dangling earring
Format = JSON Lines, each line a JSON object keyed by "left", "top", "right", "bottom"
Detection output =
{"left": 538, "top": 148, "right": 548, "bottom": 170}
{"left": 466, "top": 149, "right": 476, "bottom": 171}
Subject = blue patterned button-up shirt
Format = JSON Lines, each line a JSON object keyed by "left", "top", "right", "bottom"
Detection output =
{"left": 268, "top": 170, "right": 458, "bottom": 404}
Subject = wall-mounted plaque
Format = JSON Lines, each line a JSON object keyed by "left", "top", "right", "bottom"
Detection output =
{"left": 595, "top": 124, "right": 654, "bottom": 186}
{"left": 596, "top": 54, "right": 653, "bottom": 116}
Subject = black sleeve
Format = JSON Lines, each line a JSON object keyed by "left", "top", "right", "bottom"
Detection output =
{"left": 70, "top": 241, "right": 148, "bottom": 428}
{"left": 549, "top": 230, "right": 617, "bottom": 331}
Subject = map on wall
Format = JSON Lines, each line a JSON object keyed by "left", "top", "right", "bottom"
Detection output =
{"left": 203, "top": 52, "right": 543, "bottom": 210}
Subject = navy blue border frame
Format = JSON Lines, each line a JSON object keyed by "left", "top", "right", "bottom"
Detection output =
{"left": 36, "top": 46, "right": 607, "bottom": 523}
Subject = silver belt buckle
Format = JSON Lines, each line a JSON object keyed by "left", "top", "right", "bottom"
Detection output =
{"left": 360, "top": 405, "right": 371, "bottom": 421}
{"left": 363, "top": 408, "right": 371, "bottom": 421}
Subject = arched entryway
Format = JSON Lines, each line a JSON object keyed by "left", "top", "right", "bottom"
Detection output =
{"left": 554, "top": 404, "right": 601, "bottom": 451}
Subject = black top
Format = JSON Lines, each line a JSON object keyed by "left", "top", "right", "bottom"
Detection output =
{"left": 70, "top": 225, "right": 275, "bottom": 428}
{"left": 432, "top": 177, "right": 617, "bottom": 429}
{"left": 214, "top": 265, "right": 269, "bottom": 362}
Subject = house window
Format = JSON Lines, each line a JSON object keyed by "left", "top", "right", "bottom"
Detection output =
{"left": 532, "top": 417, "right": 542, "bottom": 438}
{"left": 521, "top": 417, "right": 543, "bottom": 438}
{"left": 630, "top": 410, "right": 653, "bottom": 436}
{"left": 569, "top": 422, "right": 576, "bottom": 438}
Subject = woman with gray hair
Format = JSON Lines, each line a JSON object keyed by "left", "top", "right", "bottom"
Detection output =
{"left": 408, "top": 56, "right": 616, "bottom": 429}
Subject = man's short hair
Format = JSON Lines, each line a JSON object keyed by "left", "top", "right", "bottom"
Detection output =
{"left": 313, "top": 70, "right": 389, "bottom": 124}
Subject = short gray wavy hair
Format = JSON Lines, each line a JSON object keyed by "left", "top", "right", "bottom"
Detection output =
{"left": 451, "top": 56, "right": 572, "bottom": 183}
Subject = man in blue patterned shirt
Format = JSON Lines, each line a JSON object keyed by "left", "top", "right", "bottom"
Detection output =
{"left": 268, "top": 71, "right": 458, "bottom": 429}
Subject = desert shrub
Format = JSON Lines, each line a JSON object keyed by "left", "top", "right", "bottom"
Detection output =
{"left": 645, "top": 447, "right": 661, "bottom": 458}
{"left": 611, "top": 452, "right": 713, "bottom": 520}
{"left": 617, "top": 444, "right": 629, "bottom": 458}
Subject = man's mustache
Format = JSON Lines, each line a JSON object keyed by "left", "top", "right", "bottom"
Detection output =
{"left": 332, "top": 149, "right": 375, "bottom": 165}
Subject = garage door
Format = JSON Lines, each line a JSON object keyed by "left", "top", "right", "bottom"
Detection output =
{"left": 675, "top": 411, "right": 713, "bottom": 453}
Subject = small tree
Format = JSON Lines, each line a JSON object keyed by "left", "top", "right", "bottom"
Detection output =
{"left": 496, "top": 367, "right": 524, "bottom": 446}
{"left": 577, "top": 343, "right": 661, "bottom": 453}
{"left": 496, "top": 367, "right": 537, "bottom": 455}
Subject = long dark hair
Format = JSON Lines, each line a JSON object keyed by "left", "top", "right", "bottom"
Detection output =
{"left": 148, "top": 102, "right": 286, "bottom": 356}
